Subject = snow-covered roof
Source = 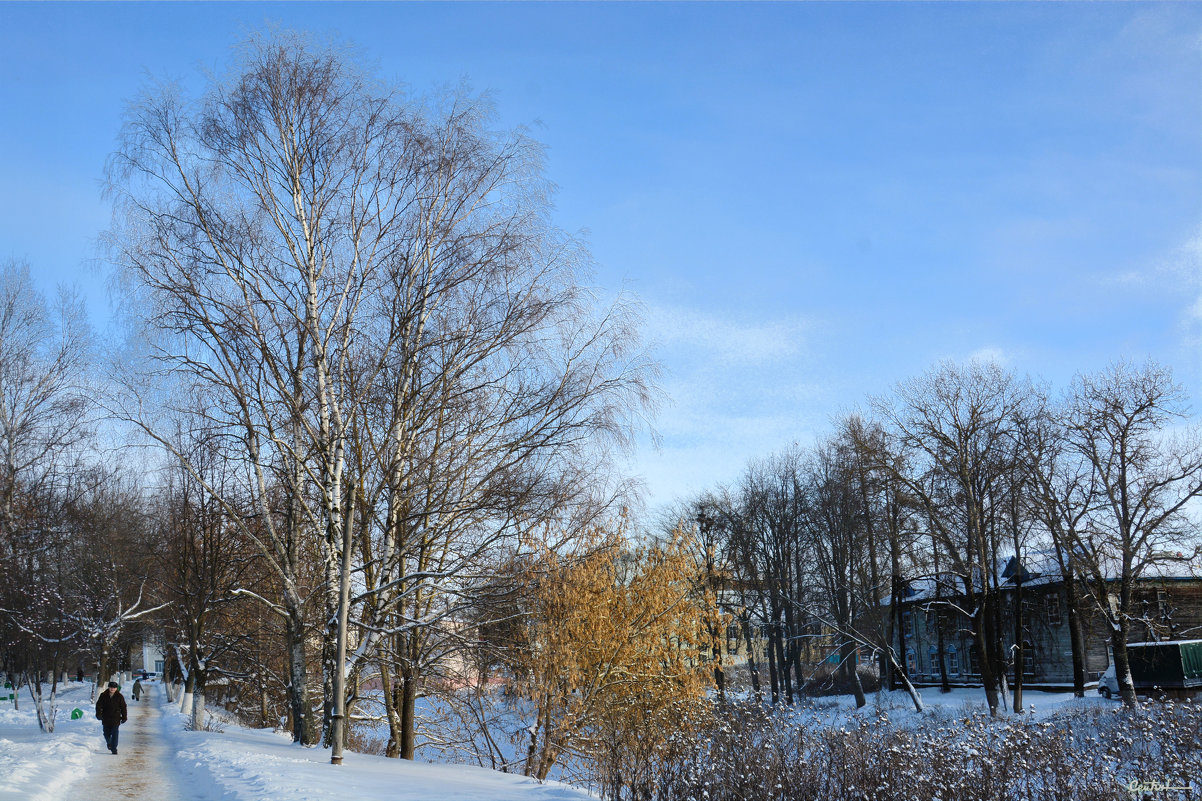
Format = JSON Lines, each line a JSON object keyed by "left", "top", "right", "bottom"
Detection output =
{"left": 889, "top": 550, "right": 1201, "bottom": 604}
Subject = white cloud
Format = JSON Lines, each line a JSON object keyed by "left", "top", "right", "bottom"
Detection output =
{"left": 644, "top": 304, "right": 807, "bottom": 366}
{"left": 629, "top": 303, "right": 824, "bottom": 509}
{"left": 1180, "top": 229, "right": 1202, "bottom": 321}
{"left": 968, "top": 346, "right": 1010, "bottom": 367}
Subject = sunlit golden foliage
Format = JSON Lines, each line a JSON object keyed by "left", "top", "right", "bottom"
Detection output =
{"left": 508, "top": 522, "right": 714, "bottom": 782}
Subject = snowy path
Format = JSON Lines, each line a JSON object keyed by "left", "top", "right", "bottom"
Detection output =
{"left": 87, "top": 684, "right": 206, "bottom": 801}
{"left": 2, "top": 680, "right": 593, "bottom": 801}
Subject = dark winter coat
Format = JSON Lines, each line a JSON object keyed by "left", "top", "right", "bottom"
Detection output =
{"left": 96, "top": 690, "right": 128, "bottom": 727}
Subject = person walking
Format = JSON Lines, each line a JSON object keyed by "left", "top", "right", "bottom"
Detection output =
{"left": 95, "top": 681, "right": 128, "bottom": 755}
{"left": 132, "top": 679, "right": 143, "bottom": 701}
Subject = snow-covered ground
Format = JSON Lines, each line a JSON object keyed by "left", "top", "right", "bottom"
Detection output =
{"left": 0, "top": 679, "right": 1178, "bottom": 801}
{"left": 0, "top": 681, "right": 95, "bottom": 801}
{"left": 0, "top": 680, "right": 593, "bottom": 801}
{"left": 817, "top": 684, "right": 1113, "bottom": 720}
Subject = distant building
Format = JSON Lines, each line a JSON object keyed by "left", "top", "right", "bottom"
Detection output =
{"left": 893, "top": 555, "right": 1202, "bottom": 686}
{"left": 130, "top": 629, "right": 166, "bottom": 675}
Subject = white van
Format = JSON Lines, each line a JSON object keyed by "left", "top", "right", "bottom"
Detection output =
{"left": 1096, "top": 665, "right": 1118, "bottom": 699}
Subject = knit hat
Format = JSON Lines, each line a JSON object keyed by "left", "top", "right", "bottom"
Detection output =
{"left": 107, "top": 681, "right": 118, "bottom": 688}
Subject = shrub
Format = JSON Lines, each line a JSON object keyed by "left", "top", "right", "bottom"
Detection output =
{"left": 595, "top": 699, "right": 1202, "bottom": 801}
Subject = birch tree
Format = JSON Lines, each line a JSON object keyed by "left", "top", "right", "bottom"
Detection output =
{"left": 0, "top": 261, "right": 93, "bottom": 680}
{"left": 0, "top": 260, "right": 92, "bottom": 555}
{"left": 107, "top": 29, "right": 655, "bottom": 761}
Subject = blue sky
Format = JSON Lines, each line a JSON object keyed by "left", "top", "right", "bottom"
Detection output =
{"left": 3, "top": 2, "right": 1201, "bottom": 506}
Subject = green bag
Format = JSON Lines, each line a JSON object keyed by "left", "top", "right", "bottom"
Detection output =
{"left": 70, "top": 708, "right": 84, "bottom": 720}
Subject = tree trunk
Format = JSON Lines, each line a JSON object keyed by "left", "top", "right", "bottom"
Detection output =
{"left": 741, "top": 614, "right": 762, "bottom": 703}
{"left": 381, "top": 665, "right": 401, "bottom": 758}
{"left": 1111, "top": 610, "right": 1139, "bottom": 708}
{"left": 1059, "top": 566, "right": 1088, "bottom": 697}
{"left": 933, "top": 539, "right": 950, "bottom": 694}
{"left": 259, "top": 681, "right": 270, "bottom": 727}
{"left": 191, "top": 686, "right": 206, "bottom": 731}
{"left": 320, "top": 621, "right": 335, "bottom": 747}
{"left": 894, "top": 577, "right": 908, "bottom": 693}
{"left": 985, "top": 570, "right": 1011, "bottom": 713}
{"left": 399, "top": 665, "right": 417, "bottom": 760}
{"left": 1067, "top": 592, "right": 1088, "bottom": 698}
{"left": 936, "top": 614, "right": 950, "bottom": 694}
{"left": 773, "top": 622, "right": 793, "bottom": 704}
{"left": 329, "top": 496, "right": 354, "bottom": 765}
{"left": 884, "top": 648, "right": 924, "bottom": 713}
{"left": 972, "top": 611, "right": 1000, "bottom": 716}
{"left": 284, "top": 603, "right": 317, "bottom": 745}
{"left": 98, "top": 640, "right": 113, "bottom": 691}
{"left": 765, "top": 623, "right": 780, "bottom": 705}
{"left": 844, "top": 639, "right": 866, "bottom": 708}
{"left": 180, "top": 671, "right": 195, "bottom": 716}
{"left": 837, "top": 583, "right": 866, "bottom": 708}
{"left": 711, "top": 632, "right": 726, "bottom": 705}
{"left": 1012, "top": 583, "right": 1024, "bottom": 713}
{"left": 782, "top": 599, "right": 804, "bottom": 700}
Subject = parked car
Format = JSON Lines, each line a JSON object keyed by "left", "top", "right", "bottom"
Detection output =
{"left": 1096, "top": 640, "right": 1202, "bottom": 700}
{"left": 1097, "top": 665, "right": 1119, "bottom": 699}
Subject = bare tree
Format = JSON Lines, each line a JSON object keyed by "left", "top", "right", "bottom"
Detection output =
{"left": 57, "top": 474, "right": 167, "bottom": 691}
{"left": 841, "top": 416, "right": 920, "bottom": 693}
{"left": 0, "top": 260, "right": 92, "bottom": 553}
{"left": 729, "top": 447, "right": 813, "bottom": 705}
{"left": 107, "top": 30, "right": 655, "bottom": 762}
{"left": 673, "top": 488, "right": 767, "bottom": 703}
{"left": 0, "top": 261, "right": 94, "bottom": 682}
{"left": 152, "top": 429, "right": 262, "bottom": 731}
{"left": 1014, "top": 394, "right": 1095, "bottom": 698}
{"left": 802, "top": 435, "right": 873, "bottom": 707}
{"left": 1062, "top": 360, "right": 1202, "bottom": 708}
{"left": 874, "top": 360, "right": 1034, "bottom": 716}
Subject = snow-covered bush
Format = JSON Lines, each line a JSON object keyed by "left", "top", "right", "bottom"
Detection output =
{"left": 615, "top": 699, "right": 1200, "bottom": 801}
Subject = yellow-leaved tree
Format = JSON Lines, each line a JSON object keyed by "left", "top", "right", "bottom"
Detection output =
{"left": 509, "top": 523, "right": 714, "bottom": 788}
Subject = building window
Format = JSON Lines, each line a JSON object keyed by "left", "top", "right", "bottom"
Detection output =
{"left": 1022, "top": 641, "right": 1034, "bottom": 675}
{"left": 969, "top": 645, "right": 980, "bottom": 675}
{"left": 929, "top": 646, "right": 941, "bottom": 678}
{"left": 1046, "top": 594, "right": 1062, "bottom": 626}
{"left": 947, "top": 646, "right": 960, "bottom": 677}
{"left": 903, "top": 611, "right": 914, "bottom": 639}
{"left": 905, "top": 649, "right": 917, "bottom": 676}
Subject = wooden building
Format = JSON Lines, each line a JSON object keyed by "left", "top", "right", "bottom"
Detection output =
{"left": 894, "top": 554, "right": 1202, "bottom": 687}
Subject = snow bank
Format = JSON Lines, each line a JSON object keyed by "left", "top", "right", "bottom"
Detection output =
{"left": 0, "top": 681, "right": 98, "bottom": 801}
{"left": 154, "top": 699, "right": 593, "bottom": 801}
